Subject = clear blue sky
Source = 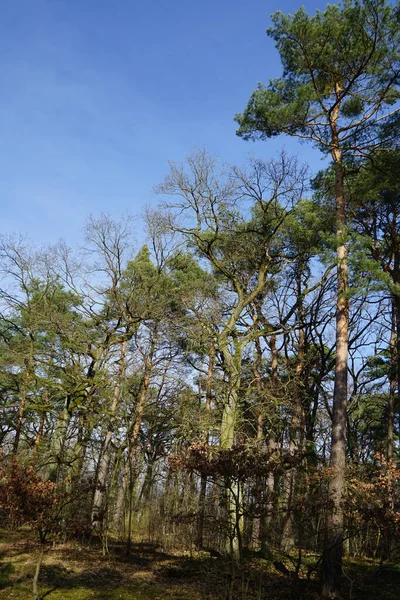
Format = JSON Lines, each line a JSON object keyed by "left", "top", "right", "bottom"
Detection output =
{"left": 1, "top": 0, "right": 327, "bottom": 246}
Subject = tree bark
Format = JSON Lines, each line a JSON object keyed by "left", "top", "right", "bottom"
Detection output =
{"left": 220, "top": 339, "right": 244, "bottom": 557}
{"left": 265, "top": 334, "right": 278, "bottom": 544}
{"left": 32, "top": 545, "right": 45, "bottom": 600}
{"left": 197, "top": 339, "right": 215, "bottom": 550}
{"left": 92, "top": 341, "right": 127, "bottom": 531}
{"left": 251, "top": 336, "right": 265, "bottom": 551}
{"left": 322, "top": 145, "right": 349, "bottom": 598}
{"left": 114, "top": 332, "right": 156, "bottom": 529}
{"left": 388, "top": 301, "right": 396, "bottom": 464}
{"left": 13, "top": 367, "right": 29, "bottom": 455}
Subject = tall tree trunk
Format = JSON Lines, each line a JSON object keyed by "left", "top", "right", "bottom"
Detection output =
{"left": 47, "top": 400, "right": 71, "bottom": 482}
{"left": 33, "top": 342, "right": 54, "bottom": 455}
{"left": 67, "top": 415, "right": 92, "bottom": 482}
{"left": 252, "top": 336, "right": 265, "bottom": 552}
{"left": 114, "top": 332, "right": 157, "bottom": 529}
{"left": 282, "top": 274, "right": 304, "bottom": 551}
{"left": 220, "top": 340, "right": 243, "bottom": 557}
{"left": 138, "top": 451, "right": 156, "bottom": 506}
{"left": 388, "top": 294, "right": 400, "bottom": 518}
{"left": 388, "top": 301, "right": 396, "bottom": 464}
{"left": 322, "top": 144, "right": 349, "bottom": 598}
{"left": 265, "top": 334, "right": 278, "bottom": 543}
{"left": 13, "top": 365, "right": 30, "bottom": 455}
{"left": 197, "top": 339, "right": 215, "bottom": 550}
{"left": 92, "top": 341, "right": 127, "bottom": 531}
{"left": 13, "top": 333, "right": 35, "bottom": 455}
{"left": 394, "top": 293, "right": 400, "bottom": 442}
{"left": 33, "top": 389, "right": 48, "bottom": 455}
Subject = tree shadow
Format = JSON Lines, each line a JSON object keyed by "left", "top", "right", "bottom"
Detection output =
{"left": 9, "top": 539, "right": 400, "bottom": 600}
{"left": 26, "top": 548, "right": 314, "bottom": 600}
{"left": 341, "top": 560, "right": 400, "bottom": 600}
{"left": 0, "top": 560, "right": 15, "bottom": 589}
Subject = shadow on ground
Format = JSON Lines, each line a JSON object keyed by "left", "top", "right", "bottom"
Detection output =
{"left": 35, "top": 544, "right": 318, "bottom": 600}
{"left": 1, "top": 536, "right": 400, "bottom": 600}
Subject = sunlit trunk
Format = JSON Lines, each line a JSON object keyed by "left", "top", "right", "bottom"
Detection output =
{"left": 197, "top": 339, "right": 214, "bottom": 549}
{"left": 220, "top": 340, "right": 243, "bottom": 557}
{"left": 322, "top": 144, "right": 349, "bottom": 598}
{"left": 92, "top": 341, "right": 126, "bottom": 531}
{"left": 114, "top": 333, "right": 157, "bottom": 529}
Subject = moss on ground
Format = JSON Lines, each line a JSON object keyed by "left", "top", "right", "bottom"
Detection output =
{"left": 1, "top": 530, "right": 399, "bottom": 599}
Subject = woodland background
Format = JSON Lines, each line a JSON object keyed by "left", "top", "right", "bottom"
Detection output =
{"left": 1, "top": 1, "right": 400, "bottom": 599}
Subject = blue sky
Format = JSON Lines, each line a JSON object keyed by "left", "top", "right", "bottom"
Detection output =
{"left": 1, "top": 0, "right": 327, "bottom": 247}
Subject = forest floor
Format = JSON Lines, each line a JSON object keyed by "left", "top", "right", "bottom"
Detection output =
{"left": 1, "top": 529, "right": 400, "bottom": 600}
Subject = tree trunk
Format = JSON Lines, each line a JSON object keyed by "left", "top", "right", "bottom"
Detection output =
{"left": 220, "top": 341, "right": 243, "bottom": 557}
{"left": 197, "top": 339, "right": 215, "bottom": 550}
{"left": 32, "top": 545, "right": 45, "bottom": 600}
{"left": 388, "top": 301, "right": 396, "bottom": 464}
{"left": 282, "top": 265, "right": 305, "bottom": 551}
{"left": 252, "top": 336, "right": 265, "bottom": 552}
{"left": 33, "top": 342, "right": 54, "bottom": 456}
{"left": 388, "top": 294, "right": 400, "bottom": 517}
{"left": 138, "top": 452, "right": 156, "bottom": 506}
{"left": 47, "top": 401, "right": 71, "bottom": 482}
{"left": 33, "top": 388, "right": 48, "bottom": 455}
{"left": 92, "top": 341, "right": 127, "bottom": 531}
{"left": 322, "top": 148, "right": 349, "bottom": 599}
{"left": 394, "top": 293, "right": 400, "bottom": 442}
{"left": 265, "top": 334, "right": 278, "bottom": 547}
{"left": 13, "top": 368, "right": 29, "bottom": 455}
{"left": 114, "top": 333, "right": 156, "bottom": 528}
{"left": 67, "top": 415, "right": 92, "bottom": 482}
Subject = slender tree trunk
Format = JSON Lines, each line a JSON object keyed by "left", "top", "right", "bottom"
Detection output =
{"left": 388, "top": 301, "right": 396, "bottom": 464}
{"left": 394, "top": 293, "right": 400, "bottom": 440}
{"left": 14, "top": 335, "right": 35, "bottom": 455}
{"left": 32, "top": 546, "right": 45, "bottom": 600}
{"left": 13, "top": 367, "right": 30, "bottom": 455}
{"left": 92, "top": 341, "right": 127, "bottom": 531}
{"left": 67, "top": 415, "right": 92, "bottom": 482}
{"left": 388, "top": 294, "right": 400, "bottom": 519}
{"left": 282, "top": 265, "right": 305, "bottom": 551}
{"left": 114, "top": 333, "right": 157, "bottom": 528}
{"left": 251, "top": 336, "right": 264, "bottom": 551}
{"left": 220, "top": 341, "right": 243, "bottom": 557}
{"left": 322, "top": 145, "right": 349, "bottom": 598}
{"left": 197, "top": 339, "right": 214, "bottom": 550}
{"left": 265, "top": 334, "right": 278, "bottom": 545}
{"left": 33, "top": 388, "right": 48, "bottom": 454}
{"left": 138, "top": 452, "right": 156, "bottom": 506}
{"left": 294, "top": 266, "right": 306, "bottom": 448}
{"left": 47, "top": 400, "right": 71, "bottom": 482}
{"left": 33, "top": 342, "right": 54, "bottom": 455}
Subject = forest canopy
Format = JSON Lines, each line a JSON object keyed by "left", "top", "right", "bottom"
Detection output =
{"left": 1, "top": 1, "right": 400, "bottom": 600}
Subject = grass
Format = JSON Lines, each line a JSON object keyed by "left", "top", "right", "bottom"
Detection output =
{"left": 1, "top": 530, "right": 399, "bottom": 599}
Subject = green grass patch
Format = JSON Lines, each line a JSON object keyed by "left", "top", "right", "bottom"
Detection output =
{"left": 1, "top": 530, "right": 400, "bottom": 599}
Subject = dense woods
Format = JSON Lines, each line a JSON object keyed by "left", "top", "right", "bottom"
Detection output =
{"left": 1, "top": 1, "right": 400, "bottom": 599}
